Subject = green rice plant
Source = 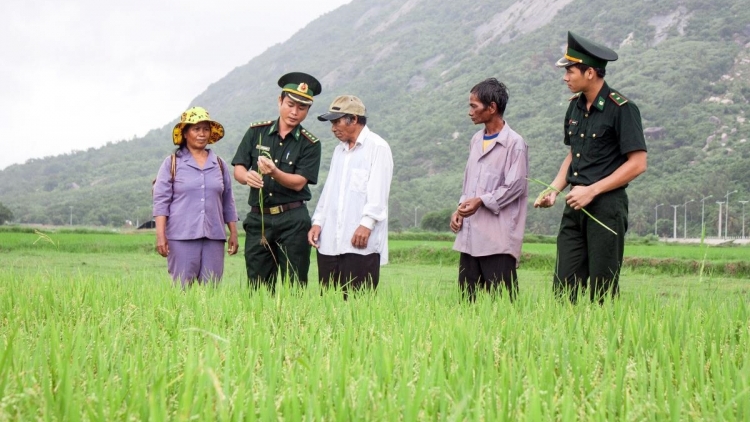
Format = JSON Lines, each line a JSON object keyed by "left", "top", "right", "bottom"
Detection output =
{"left": 32, "top": 230, "right": 58, "bottom": 249}
{"left": 528, "top": 177, "right": 617, "bottom": 235}
{"left": 699, "top": 225, "right": 709, "bottom": 283}
{"left": 1, "top": 257, "right": 750, "bottom": 420}
{"left": 256, "top": 134, "right": 273, "bottom": 247}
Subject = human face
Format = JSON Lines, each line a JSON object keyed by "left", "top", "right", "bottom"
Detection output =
{"left": 468, "top": 93, "right": 494, "bottom": 125}
{"left": 278, "top": 95, "right": 310, "bottom": 129}
{"left": 330, "top": 116, "right": 358, "bottom": 146}
{"left": 563, "top": 65, "right": 591, "bottom": 93}
{"left": 184, "top": 121, "right": 211, "bottom": 151}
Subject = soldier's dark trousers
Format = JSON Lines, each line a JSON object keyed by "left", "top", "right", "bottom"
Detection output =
{"left": 554, "top": 187, "right": 628, "bottom": 303}
{"left": 243, "top": 205, "right": 311, "bottom": 292}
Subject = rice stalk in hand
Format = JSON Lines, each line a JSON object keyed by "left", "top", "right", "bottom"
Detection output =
{"left": 255, "top": 135, "right": 277, "bottom": 265}
{"left": 527, "top": 177, "right": 618, "bottom": 236}
{"left": 256, "top": 159, "right": 271, "bottom": 247}
{"left": 256, "top": 134, "right": 273, "bottom": 247}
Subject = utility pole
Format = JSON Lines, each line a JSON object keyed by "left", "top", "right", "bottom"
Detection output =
{"left": 682, "top": 199, "right": 694, "bottom": 238}
{"left": 725, "top": 190, "right": 737, "bottom": 238}
{"left": 740, "top": 200, "right": 748, "bottom": 239}
{"left": 716, "top": 201, "right": 724, "bottom": 238}
{"left": 671, "top": 204, "right": 679, "bottom": 239}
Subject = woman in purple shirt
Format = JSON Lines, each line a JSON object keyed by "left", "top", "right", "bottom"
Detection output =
{"left": 153, "top": 107, "right": 239, "bottom": 287}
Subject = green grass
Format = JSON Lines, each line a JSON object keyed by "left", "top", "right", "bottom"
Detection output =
{"left": 388, "top": 239, "right": 750, "bottom": 277}
{"left": 0, "top": 232, "right": 749, "bottom": 420}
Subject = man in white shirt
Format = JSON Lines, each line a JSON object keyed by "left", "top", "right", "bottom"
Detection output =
{"left": 308, "top": 95, "right": 393, "bottom": 298}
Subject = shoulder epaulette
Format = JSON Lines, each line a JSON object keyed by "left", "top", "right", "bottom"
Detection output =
{"left": 608, "top": 91, "right": 629, "bottom": 106}
{"left": 250, "top": 120, "right": 274, "bottom": 128}
{"left": 301, "top": 128, "right": 319, "bottom": 144}
{"left": 569, "top": 93, "right": 582, "bottom": 101}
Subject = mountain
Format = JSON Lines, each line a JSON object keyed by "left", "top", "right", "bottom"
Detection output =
{"left": 1, "top": 0, "right": 749, "bottom": 237}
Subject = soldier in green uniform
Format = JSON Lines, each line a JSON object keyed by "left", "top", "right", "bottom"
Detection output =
{"left": 533, "top": 32, "right": 648, "bottom": 303}
{"left": 232, "top": 72, "right": 322, "bottom": 291}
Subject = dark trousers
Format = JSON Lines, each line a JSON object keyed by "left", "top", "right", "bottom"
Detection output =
{"left": 554, "top": 188, "right": 628, "bottom": 303}
{"left": 459, "top": 253, "right": 518, "bottom": 302}
{"left": 317, "top": 252, "right": 380, "bottom": 299}
{"left": 243, "top": 206, "right": 311, "bottom": 293}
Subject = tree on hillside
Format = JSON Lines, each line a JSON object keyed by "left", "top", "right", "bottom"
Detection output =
{"left": 0, "top": 202, "right": 13, "bottom": 224}
{"left": 421, "top": 208, "right": 454, "bottom": 232}
{"left": 1, "top": 0, "right": 749, "bottom": 232}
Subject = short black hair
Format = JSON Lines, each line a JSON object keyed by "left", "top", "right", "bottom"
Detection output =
{"left": 569, "top": 63, "right": 606, "bottom": 78}
{"left": 470, "top": 78, "right": 508, "bottom": 116}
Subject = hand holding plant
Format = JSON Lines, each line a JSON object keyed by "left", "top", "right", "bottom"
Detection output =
{"left": 534, "top": 187, "right": 557, "bottom": 207}
{"left": 528, "top": 177, "right": 617, "bottom": 236}
{"left": 255, "top": 134, "right": 273, "bottom": 247}
{"left": 257, "top": 156, "right": 277, "bottom": 175}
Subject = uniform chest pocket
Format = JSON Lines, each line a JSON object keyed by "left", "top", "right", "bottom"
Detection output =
{"left": 586, "top": 123, "right": 613, "bottom": 141}
{"left": 277, "top": 150, "right": 299, "bottom": 173}
{"left": 586, "top": 123, "right": 617, "bottom": 157}
{"left": 566, "top": 124, "right": 582, "bottom": 147}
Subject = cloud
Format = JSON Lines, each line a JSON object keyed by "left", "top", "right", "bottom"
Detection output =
{"left": 0, "top": 0, "right": 351, "bottom": 169}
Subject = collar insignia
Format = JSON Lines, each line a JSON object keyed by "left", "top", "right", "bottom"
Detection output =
{"left": 595, "top": 96, "right": 606, "bottom": 111}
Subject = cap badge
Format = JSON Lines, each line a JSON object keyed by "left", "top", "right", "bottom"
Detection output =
{"left": 298, "top": 83, "right": 308, "bottom": 93}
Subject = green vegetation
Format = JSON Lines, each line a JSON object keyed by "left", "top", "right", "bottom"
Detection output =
{"left": 420, "top": 208, "right": 454, "bottom": 232}
{"left": 1, "top": 0, "right": 748, "bottom": 235}
{"left": 0, "top": 202, "right": 12, "bottom": 225}
{"left": 2, "top": 228, "right": 747, "bottom": 277}
{"left": 1, "top": 231, "right": 748, "bottom": 420}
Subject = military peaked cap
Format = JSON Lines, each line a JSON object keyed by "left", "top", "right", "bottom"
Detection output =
{"left": 278, "top": 72, "right": 322, "bottom": 105}
{"left": 556, "top": 31, "right": 618, "bottom": 69}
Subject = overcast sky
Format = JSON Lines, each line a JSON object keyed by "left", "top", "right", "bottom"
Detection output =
{"left": 0, "top": 0, "right": 352, "bottom": 170}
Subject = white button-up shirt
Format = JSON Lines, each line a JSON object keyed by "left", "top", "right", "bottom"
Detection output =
{"left": 312, "top": 126, "right": 393, "bottom": 264}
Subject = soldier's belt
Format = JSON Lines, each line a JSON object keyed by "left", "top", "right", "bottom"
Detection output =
{"left": 250, "top": 201, "right": 303, "bottom": 215}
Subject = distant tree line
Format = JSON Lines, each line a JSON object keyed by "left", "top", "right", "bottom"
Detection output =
{"left": 0, "top": 202, "right": 13, "bottom": 225}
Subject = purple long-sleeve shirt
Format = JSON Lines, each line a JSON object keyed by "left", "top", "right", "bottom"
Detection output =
{"left": 152, "top": 149, "right": 238, "bottom": 241}
{"left": 453, "top": 123, "right": 529, "bottom": 261}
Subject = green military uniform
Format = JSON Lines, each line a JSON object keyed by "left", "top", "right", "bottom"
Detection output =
{"left": 232, "top": 72, "right": 322, "bottom": 290}
{"left": 554, "top": 32, "right": 648, "bottom": 302}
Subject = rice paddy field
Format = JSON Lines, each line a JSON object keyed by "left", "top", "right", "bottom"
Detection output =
{"left": 0, "top": 228, "right": 748, "bottom": 421}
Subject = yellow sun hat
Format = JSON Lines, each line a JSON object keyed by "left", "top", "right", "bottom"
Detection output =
{"left": 172, "top": 106, "right": 225, "bottom": 145}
